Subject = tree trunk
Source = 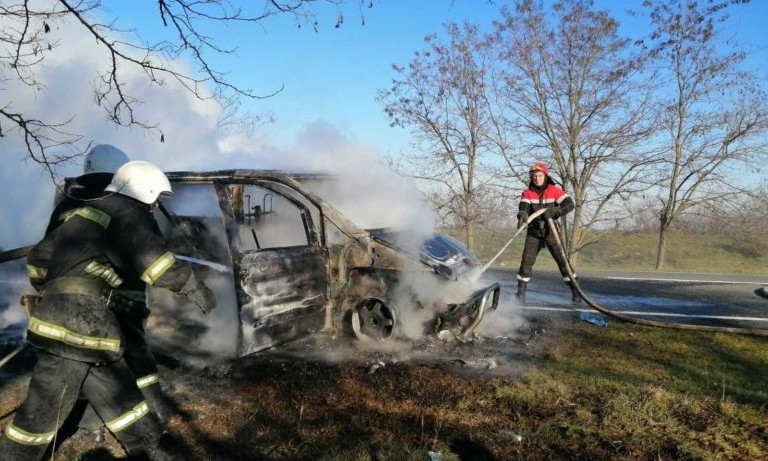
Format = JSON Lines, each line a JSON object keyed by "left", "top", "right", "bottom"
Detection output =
{"left": 463, "top": 191, "right": 476, "bottom": 251}
{"left": 655, "top": 224, "right": 668, "bottom": 270}
{"left": 465, "top": 221, "right": 475, "bottom": 252}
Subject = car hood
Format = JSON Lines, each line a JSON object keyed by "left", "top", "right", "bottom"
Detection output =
{"left": 368, "top": 229, "right": 481, "bottom": 280}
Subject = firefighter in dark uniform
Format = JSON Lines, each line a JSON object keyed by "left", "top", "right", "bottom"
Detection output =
{"left": 44, "top": 145, "right": 175, "bottom": 434}
{"left": 0, "top": 161, "right": 216, "bottom": 460}
{"left": 46, "top": 144, "right": 131, "bottom": 235}
{"left": 515, "top": 162, "right": 579, "bottom": 303}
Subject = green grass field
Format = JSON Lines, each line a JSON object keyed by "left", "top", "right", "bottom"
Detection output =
{"left": 485, "top": 322, "right": 768, "bottom": 460}
{"left": 463, "top": 229, "right": 768, "bottom": 275}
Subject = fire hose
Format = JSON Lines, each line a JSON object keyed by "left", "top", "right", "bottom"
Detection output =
{"left": 481, "top": 208, "right": 547, "bottom": 273}
{"left": 546, "top": 217, "right": 768, "bottom": 337}
{"left": 0, "top": 344, "right": 25, "bottom": 369}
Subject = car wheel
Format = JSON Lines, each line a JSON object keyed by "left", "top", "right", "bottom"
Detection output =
{"left": 350, "top": 298, "right": 396, "bottom": 341}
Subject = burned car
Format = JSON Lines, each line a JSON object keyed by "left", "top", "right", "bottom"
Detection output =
{"left": 148, "top": 170, "right": 499, "bottom": 358}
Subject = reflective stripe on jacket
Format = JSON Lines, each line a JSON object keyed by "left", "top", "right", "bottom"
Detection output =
{"left": 26, "top": 193, "right": 193, "bottom": 361}
{"left": 518, "top": 182, "right": 574, "bottom": 238}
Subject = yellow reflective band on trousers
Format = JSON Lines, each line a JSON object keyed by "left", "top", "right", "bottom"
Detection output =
{"left": 84, "top": 261, "right": 124, "bottom": 287}
{"left": 4, "top": 420, "right": 56, "bottom": 446}
{"left": 28, "top": 317, "right": 121, "bottom": 352}
{"left": 105, "top": 401, "right": 149, "bottom": 433}
{"left": 140, "top": 251, "right": 176, "bottom": 285}
{"left": 136, "top": 373, "right": 159, "bottom": 388}
{"left": 26, "top": 264, "right": 48, "bottom": 280}
{"left": 66, "top": 206, "right": 111, "bottom": 229}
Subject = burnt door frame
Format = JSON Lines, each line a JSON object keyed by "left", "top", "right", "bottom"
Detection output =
{"left": 214, "top": 180, "right": 328, "bottom": 355}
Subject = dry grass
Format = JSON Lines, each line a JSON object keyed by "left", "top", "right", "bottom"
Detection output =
{"left": 158, "top": 322, "right": 768, "bottom": 461}
{"left": 0, "top": 314, "right": 768, "bottom": 461}
{"left": 3, "top": 318, "right": 764, "bottom": 460}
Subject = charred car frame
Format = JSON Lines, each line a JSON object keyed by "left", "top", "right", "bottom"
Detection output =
{"left": 151, "top": 170, "right": 500, "bottom": 356}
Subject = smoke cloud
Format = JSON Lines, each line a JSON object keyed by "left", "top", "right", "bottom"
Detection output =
{"left": 0, "top": 5, "right": 526, "bottom": 368}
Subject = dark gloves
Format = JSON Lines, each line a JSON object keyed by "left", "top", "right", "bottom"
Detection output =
{"left": 179, "top": 272, "right": 216, "bottom": 315}
{"left": 516, "top": 212, "right": 528, "bottom": 230}
{"left": 543, "top": 206, "right": 560, "bottom": 220}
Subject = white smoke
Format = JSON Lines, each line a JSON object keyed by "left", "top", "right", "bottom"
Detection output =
{"left": 215, "top": 119, "right": 437, "bottom": 238}
{"left": 0, "top": 4, "right": 528, "bottom": 367}
{"left": 0, "top": 2, "right": 436, "bottom": 246}
{"left": 476, "top": 297, "right": 528, "bottom": 338}
{"left": 0, "top": 265, "right": 33, "bottom": 344}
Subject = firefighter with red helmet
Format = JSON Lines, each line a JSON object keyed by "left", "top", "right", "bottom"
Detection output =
{"left": 1, "top": 161, "right": 215, "bottom": 460}
{"left": 515, "top": 162, "right": 580, "bottom": 303}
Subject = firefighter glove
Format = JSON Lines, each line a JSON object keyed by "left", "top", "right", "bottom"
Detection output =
{"left": 516, "top": 212, "right": 528, "bottom": 229}
{"left": 179, "top": 272, "right": 216, "bottom": 315}
{"left": 543, "top": 207, "right": 557, "bottom": 220}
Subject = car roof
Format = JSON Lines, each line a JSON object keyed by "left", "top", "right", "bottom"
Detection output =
{"left": 164, "top": 169, "right": 332, "bottom": 183}
{"left": 164, "top": 169, "right": 368, "bottom": 238}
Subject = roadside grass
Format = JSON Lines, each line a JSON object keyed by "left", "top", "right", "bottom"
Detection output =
{"left": 158, "top": 322, "right": 768, "bottom": 460}
{"left": 1, "top": 320, "right": 767, "bottom": 460}
{"left": 489, "top": 322, "right": 768, "bottom": 460}
{"left": 1, "top": 228, "right": 767, "bottom": 460}
{"left": 463, "top": 229, "right": 768, "bottom": 275}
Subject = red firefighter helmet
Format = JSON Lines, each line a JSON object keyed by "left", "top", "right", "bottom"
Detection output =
{"left": 529, "top": 163, "right": 549, "bottom": 178}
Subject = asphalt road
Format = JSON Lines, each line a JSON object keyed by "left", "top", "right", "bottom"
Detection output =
{"left": 482, "top": 267, "right": 768, "bottom": 331}
{"left": 2, "top": 264, "right": 767, "bottom": 383}
{"left": 2, "top": 265, "right": 767, "bottom": 357}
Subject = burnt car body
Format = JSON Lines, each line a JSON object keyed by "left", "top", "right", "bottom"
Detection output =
{"left": 149, "top": 170, "right": 499, "bottom": 357}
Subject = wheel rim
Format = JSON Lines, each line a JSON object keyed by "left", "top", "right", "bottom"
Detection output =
{"left": 351, "top": 299, "right": 395, "bottom": 341}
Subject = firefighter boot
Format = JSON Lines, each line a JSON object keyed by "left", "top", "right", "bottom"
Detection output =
{"left": 516, "top": 280, "right": 527, "bottom": 304}
{"left": 141, "top": 432, "right": 195, "bottom": 461}
{"left": 567, "top": 279, "right": 582, "bottom": 303}
{"left": 143, "top": 445, "right": 182, "bottom": 461}
{"left": 70, "top": 400, "right": 107, "bottom": 444}
{"left": 143, "top": 385, "right": 173, "bottom": 424}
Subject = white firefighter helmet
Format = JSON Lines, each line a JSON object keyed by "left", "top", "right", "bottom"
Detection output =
{"left": 83, "top": 144, "right": 130, "bottom": 175}
{"left": 105, "top": 161, "right": 172, "bottom": 204}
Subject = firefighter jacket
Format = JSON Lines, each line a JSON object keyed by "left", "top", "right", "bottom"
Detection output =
{"left": 517, "top": 179, "right": 574, "bottom": 238}
{"left": 44, "top": 173, "right": 113, "bottom": 235}
{"left": 26, "top": 192, "right": 193, "bottom": 363}
{"left": 32, "top": 175, "right": 150, "bottom": 313}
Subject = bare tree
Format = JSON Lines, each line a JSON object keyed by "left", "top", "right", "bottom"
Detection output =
{"left": 378, "top": 22, "right": 498, "bottom": 250}
{"left": 491, "top": 0, "right": 659, "bottom": 265}
{"left": 644, "top": 0, "right": 768, "bottom": 269}
{"left": 0, "top": 0, "right": 369, "bottom": 177}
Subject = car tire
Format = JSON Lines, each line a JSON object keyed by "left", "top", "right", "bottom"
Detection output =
{"left": 350, "top": 298, "right": 396, "bottom": 342}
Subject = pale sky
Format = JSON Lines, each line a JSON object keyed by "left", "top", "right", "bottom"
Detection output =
{"left": 0, "top": 0, "right": 766, "bottom": 248}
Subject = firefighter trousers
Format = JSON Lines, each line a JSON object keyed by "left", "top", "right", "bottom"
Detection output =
{"left": 119, "top": 307, "right": 159, "bottom": 384}
{"left": 71, "top": 308, "right": 169, "bottom": 433}
{"left": 517, "top": 231, "right": 571, "bottom": 283}
{"left": 0, "top": 349, "right": 163, "bottom": 461}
